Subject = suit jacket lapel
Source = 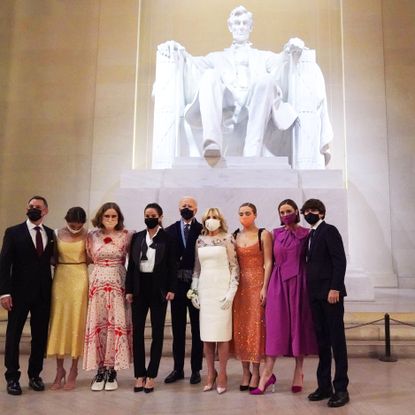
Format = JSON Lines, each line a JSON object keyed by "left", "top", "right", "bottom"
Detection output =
{"left": 223, "top": 48, "right": 237, "bottom": 79}
{"left": 43, "top": 227, "right": 55, "bottom": 257}
{"left": 153, "top": 230, "right": 166, "bottom": 267}
{"left": 310, "top": 221, "right": 325, "bottom": 258}
{"left": 176, "top": 222, "right": 185, "bottom": 251}
{"left": 22, "top": 222, "right": 39, "bottom": 257}
{"left": 132, "top": 231, "right": 145, "bottom": 266}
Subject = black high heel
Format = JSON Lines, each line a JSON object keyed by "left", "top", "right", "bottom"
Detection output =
{"left": 134, "top": 377, "right": 145, "bottom": 392}
{"left": 144, "top": 377, "right": 155, "bottom": 393}
{"left": 239, "top": 372, "right": 252, "bottom": 391}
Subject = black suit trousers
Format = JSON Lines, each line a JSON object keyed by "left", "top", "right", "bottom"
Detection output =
{"left": 309, "top": 298, "right": 349, "bottom": 393}
{"left": 131, "top": 274, "right": 167, "bottom": 378}
{"left": 171, "top": 279, "right": 203, "bottom": 373}
{"left": 5, "top": 296, "right": 50, "bottom": 381}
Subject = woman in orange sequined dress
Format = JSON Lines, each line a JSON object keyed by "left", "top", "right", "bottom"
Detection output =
{"left": 232, "top": 203, "right": 273, "bottom": 391}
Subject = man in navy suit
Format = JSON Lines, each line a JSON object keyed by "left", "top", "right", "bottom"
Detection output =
{"left": 301, "top": 199, "right": 349, "bottom": 408}
{"left": 0, "top": 196, "right": 54, "bottom": 395}
{"left": 164, "top": 197, "right": 203, "bottom": 385}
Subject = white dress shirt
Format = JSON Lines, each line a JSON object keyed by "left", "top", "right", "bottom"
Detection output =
{"left": 26, "top": 219, "right": 47, "bottom": 251}
{"left": 139, "top": 226, "right": 161, "bottom": 273}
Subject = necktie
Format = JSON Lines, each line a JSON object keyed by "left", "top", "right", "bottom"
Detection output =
{"left": 34, "top": 226, "right": 44, "bottom": 256}
{"left": 184, "top": 224, "right": 190, "bottom": 245}
{"left": 141, "top": 239, "right": 149, "bottom": 261}
{"left": 306, "top": 229, "right": 315, "bottom": 262}
{"left": 141, "top": 238, "right": 155, "bottom": 261}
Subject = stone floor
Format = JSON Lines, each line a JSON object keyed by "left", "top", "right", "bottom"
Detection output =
{"left": 0, "top": 354, "right": 414, "bottom": 415}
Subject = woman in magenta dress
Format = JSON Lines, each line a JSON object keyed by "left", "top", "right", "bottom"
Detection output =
{"left": 251, "top": 199, "right": 317, "bottom": 395}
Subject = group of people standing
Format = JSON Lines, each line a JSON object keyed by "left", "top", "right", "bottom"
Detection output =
{"left": 0, "top": 194, "right": 350, "bottom": 408}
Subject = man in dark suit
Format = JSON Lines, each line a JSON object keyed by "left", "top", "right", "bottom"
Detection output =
{"left": 0, "top": 196, "right": 54, "bottom": 395}
{"left": 164, "top": 197, "right": 203, "bottom": 385}
{"left": 301, "top": 198, "right": 349, "bottom": 408}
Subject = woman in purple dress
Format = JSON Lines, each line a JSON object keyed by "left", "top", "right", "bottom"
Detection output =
{"left": 251, "top": 199, "right": 317, "bottom": 395}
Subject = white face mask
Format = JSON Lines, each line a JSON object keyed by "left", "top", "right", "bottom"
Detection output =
{"left": 67, "top": 225, "right": 84, "bottom": 234}
{"left": 205, "top": 218, "right": 221, "bottom": 232}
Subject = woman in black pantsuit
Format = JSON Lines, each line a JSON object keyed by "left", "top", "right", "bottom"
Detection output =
{"left": 126, "top": 203, "right": 177, "bottom": 393}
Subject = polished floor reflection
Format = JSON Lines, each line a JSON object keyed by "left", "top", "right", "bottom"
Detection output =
{"left": 0, "top": 354, "right": 413, "bottom": 415}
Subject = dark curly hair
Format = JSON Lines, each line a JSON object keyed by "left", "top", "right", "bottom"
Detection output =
{"left": 300, "top": 198, "right": 326, "bottom": 219}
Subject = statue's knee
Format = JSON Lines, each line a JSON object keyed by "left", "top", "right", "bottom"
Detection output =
{"left": 252, "top": 74, "right": 275, "bottom": 92}
{"left": 200, "top": 69, "right": 221, "bottom": 86}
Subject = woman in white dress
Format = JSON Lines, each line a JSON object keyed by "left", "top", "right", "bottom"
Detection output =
{"left": 189, "top": 208, "right": 239, "bottom": 394}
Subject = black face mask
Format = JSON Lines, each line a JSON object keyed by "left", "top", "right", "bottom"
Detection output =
{"left": 27, "top": 208, "right": 42, "bottom": 222}
{"left": 180, "top": 208, "right": 194, "bottom": 221}
{"left": 145, "top": 217, "right": 159, "bottom": 229}
{"left": 304, "top": 212, "right": 320, "bottom": 225}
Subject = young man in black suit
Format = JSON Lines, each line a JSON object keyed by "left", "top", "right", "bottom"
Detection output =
{"left": 164, "top": 197, "right": 203, "bottom": 385}
{"left": 0, "top": 196, "right": 55, "bottom": 395}
{"left": 301, "top": 199, "right": 349, "bottom": 408}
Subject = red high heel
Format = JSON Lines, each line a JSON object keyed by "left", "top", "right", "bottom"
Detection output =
{"left": 291, "top": 374, "right": 304, "bottom": 393}
{"left": 249, "top": 374, "right": 276, "bottom": 395}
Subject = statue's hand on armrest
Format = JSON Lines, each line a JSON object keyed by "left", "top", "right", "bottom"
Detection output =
{"left": 283, "top": 37, "right": 306, "bottom": 55}
{"left": 157, "top": 40, "right": 188, "bottom": 61}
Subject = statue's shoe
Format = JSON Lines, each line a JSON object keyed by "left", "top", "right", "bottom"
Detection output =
{"left": 203, "top": 143, "right": 221, "bottom": 158}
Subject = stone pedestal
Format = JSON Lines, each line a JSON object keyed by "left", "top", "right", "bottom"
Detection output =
{"left": 116, "top": 158, "right": 374, "bottom": 300}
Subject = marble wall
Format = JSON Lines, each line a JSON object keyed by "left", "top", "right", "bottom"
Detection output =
{"left": 0, "top": 1, "right": 414, "bottom": 287}
{"left": 0, "top": 0, "right": 139, "bottom": 229}
{"left": 343, "top": 0, "right": 396, "bottom": 287}
{"left": 0, "top": 0, "right": 101, "bottom": 227}
{"left": 382, "top": 0, "right": 415, "bottom": 287}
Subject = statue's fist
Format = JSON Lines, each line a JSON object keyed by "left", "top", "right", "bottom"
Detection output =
{"left": 284, "top": 37, "right": 305, "bottom": 54}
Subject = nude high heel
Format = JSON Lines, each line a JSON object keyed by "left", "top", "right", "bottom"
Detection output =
{"left": 50, "top": 369, "right": 66, "bottom": 390}
{"left": 203, "top": 371, "right": 218, "bottom": 392}
{"left": 63, "top": 368, "right": 78, "bottom": 390}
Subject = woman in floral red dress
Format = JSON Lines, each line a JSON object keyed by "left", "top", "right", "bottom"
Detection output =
{"left": 83, "top": 202, "right": 132, "bottom": 391}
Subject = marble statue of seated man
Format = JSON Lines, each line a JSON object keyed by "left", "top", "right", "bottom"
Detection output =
{"left": 157, "top": 5, "right": 301, "bottom": 158}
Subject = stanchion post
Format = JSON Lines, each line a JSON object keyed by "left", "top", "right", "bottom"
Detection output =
{"left": 379, "top": 313, "right": 397, "bottom": 362}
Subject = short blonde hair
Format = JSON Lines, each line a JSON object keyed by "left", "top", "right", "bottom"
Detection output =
{"left": 201, "top": 207, "right": 228, "bottom": 235}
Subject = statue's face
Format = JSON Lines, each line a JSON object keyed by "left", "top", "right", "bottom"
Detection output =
{"left": 228, "top": 13, "right": 252, "bottom": 43}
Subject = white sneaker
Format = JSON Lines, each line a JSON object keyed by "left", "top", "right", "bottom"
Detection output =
{"left": 91, "top": 369, "right": 106, "bottom": 391}
{"left": 104, "top": 369, "right": 118, "bottom": 391}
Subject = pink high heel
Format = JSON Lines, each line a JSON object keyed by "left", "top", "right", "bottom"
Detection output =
{"left": 249, "top": 373, "right": 276, "bottom": 395}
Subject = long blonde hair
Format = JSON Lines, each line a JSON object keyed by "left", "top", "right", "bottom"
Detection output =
{"left": 201, "top": 207, "right": 228, "bottom": 235}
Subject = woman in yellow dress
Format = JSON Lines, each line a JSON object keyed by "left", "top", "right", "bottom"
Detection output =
{"left": 47, "top": 207, "right": 88, "bottom": 390}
